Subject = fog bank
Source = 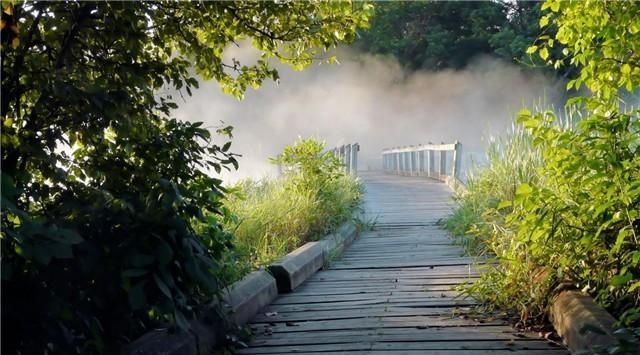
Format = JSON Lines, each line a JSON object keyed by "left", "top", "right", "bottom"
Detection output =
{"left": 174, "top": 48, "right": 565, "bottom": 182}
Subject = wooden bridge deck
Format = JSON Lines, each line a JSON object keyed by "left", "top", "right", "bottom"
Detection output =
{"left": 237, "top": 171, "right": 568, "bottom": 354}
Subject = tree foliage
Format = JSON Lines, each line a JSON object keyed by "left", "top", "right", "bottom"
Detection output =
{"left": 354, "top": 1, "right": 551, "bottom": 72}
{"left": 0, "top": 1, "right": 370, "bottom": 354}
{"left": 532, "top": 0, "right": 640, "bottom": 100}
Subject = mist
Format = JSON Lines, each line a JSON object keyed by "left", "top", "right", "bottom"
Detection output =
{"left": 174, "top": 47, "right": 565, "bottom": 183}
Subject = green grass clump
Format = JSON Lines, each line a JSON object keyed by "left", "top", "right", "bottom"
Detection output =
{"left": 223, "top": 138, "right": 362, "bottom": 279}
{"left": 446, "top": 123, "right": 543, "bottom": 256}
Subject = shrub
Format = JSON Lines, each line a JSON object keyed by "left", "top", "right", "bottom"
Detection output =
{"left": 224, "top": 138, "right": 362, "bottom": 275}
{"left": 449, "top": 0, "right": 640, "bottom": 330}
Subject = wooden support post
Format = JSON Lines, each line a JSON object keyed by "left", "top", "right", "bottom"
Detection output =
{"left": 439, "top": 142, "right": 446, "bottom": 180}
{"left": 408, "top": 147, "right": 414, "bottom": 176}
{"left": 418, "top": 148, "right": 425, "bottom": 176}
{"left": 405, "top": 150, "right": 410, "bottom": 175}
{"left": 351, "top": 143, "right": 359, "bottom": 175}
{"left": 396, "top": 150, "right": 400, "bottom": 175}
{"left": 452, "top": 141, "right": 461, "bottom": 180}
{"left": 345, "top": 144, "right": 351, "bottom": 174}
{"left": 428, "top": 149, "right": 434, "bottom": 177}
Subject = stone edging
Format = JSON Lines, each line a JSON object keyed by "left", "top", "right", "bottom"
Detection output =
{"left": 269, "top": 220, "right": 358, "bottom": 293}
{"left": 122, "top": 219, "right": 359, "bottom": 355}
{"left": 443, "top": 181, "right": 621, "bottom": 354}
{"left": 550, "top": 289, "right": 620, "bottom": 353}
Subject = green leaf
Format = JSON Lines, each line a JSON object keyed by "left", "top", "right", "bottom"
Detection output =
{"left": 174, "top": 309, "right": 190, "bottom": 330}
{"left": 131, "top": 254, "right": 155, "bottom": 267}
{"left": 156, "top": 241, "right": 174, "bottom": 266}
{"left": 153, "top": 273, "right": 172, "bottom": 299}
{"left": 539, "top": 47, "right": 549, "bottom": 61}
{"left": 539, "top": 16, "right": 549, "bottom": 28}
{"left": 497, "top": 200, "right": 513, "bottom": 210}
{"left": 516, "top": 183, "right": 533, "bottom": 197}
{"left": 611, "top": 272, "right": 633, "bottom": 287}
{"left": 128, "top": 282, "right": 146, "bottom": 310}
{"left": 122, "top": 269, "right": 148, "bottom": 278}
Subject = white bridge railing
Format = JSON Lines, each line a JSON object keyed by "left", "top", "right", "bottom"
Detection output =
{"left": 332, "top": 143, "right": 359, "bottom": 175}
{"left": 382, "top": 141, "right": 461, "bottom": 182}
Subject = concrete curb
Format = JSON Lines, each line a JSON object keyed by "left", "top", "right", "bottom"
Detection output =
{"left": 221, "top": 270, "right": 278, "bottom": 326}
{"left": 123, "top": 220, "right": 359, "bottom": 354}
{"left": 319, "top": 221, "right": 358, "bottom": 260}
{"left": 268, "top": 241, "right": 325, "bottom": 293}
{"left": 123, "top": 272, "right": 277, "bottom": 355}
{"left": 268, "top": 220, "right": 359, "bottom": 293}
{"left": 550, "top": 289, "right": 619, "bottom": 353}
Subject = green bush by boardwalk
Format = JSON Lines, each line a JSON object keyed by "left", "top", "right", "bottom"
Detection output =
{"left": 224, "top": 138, "right": 362, "bottom": 278}
{"left": 0, "top": 2, "right": 371, "bottom": 354}
{"left": 446, "top": 0, "right": 640, "bottom": 343}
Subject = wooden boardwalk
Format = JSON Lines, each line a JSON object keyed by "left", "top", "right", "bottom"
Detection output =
{"left": 237, "top": 172, "right": 568, "bottom": 354}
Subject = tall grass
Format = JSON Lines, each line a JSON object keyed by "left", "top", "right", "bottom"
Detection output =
{"left": 446, "top": 123, "right": 544, "bottom": 255}
{"left": 445, "top": 107, "right": 582, "bottom": 323}
{"left": 223, "top": 138, "right": 362, "bottom": 279}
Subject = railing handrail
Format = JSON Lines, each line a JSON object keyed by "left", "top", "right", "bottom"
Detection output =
{"left": 382, "top": 143, "right": 457, "bottom": 153}
{"left": 382, "top": 141, "right": 461, "bottom": 182}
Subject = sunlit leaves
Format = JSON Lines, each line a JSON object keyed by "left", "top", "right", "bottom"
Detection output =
{"left": 0, "top": 1, "right": 369, "bottom": 354}
{"left": 533, "top": 0, "right": 640, "bottom": 99}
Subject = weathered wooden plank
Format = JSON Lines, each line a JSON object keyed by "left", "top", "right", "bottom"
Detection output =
{"left": 273, "top": 290, "right": 464, "bottom": 304}
{"left": 236, "top": 340, "right": 565, "bottom": 354}
{"left": 239, "top": 350, "right": 567, "bottom": 355}
{"left": 248, "top": 327, "right": 545, "bottom": 346}
{"left": 249, "top": 315, "right": 505, "bottom": 333}
{"left": 251, "top": 306, "right": 475, "bottom": 323}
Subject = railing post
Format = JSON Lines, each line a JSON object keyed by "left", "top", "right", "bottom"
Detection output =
{"left": 452, "top": 141, "right": 461, "bottom": 180}
{"left": 439, "top": 142, "right": 446, "bottom": 180}
{"left": 345, "top": 144, "right": 352, "bottom": 174}
{"left": 351, "top": 143, "right": 359, "bottom": 175}
{"left": 408, "top": 147, "right": 414, "bottom": 176}
{"left": 382, "top": 153, "right": 386, "bottom": 171}
{"left": 428, "top": 142, "right": 434, "bottom": 178}
{"left": 418, "top": 146, "right": 425, "bottom": 176}
{"left": 405, "top": 149, "right": 410, "bottom": 175}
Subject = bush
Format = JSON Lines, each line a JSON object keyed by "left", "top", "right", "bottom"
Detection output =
{"left": 447, "top": 1, "right": 640, "bottom": 331}
{"left": 447, "top": 107, "right": 640, "bottom": 326}
{"left": 223, "top": 138, "right": 362, "bottom": 275}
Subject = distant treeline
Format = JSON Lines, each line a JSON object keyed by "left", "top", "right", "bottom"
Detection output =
{"left": 355, "top": 1, "right": 573, "bottom": 77}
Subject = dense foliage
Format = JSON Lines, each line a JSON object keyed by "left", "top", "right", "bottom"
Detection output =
{"left": 447, "top": 0, "right": 640, "bottom": 337}
{"left": 355, "top": 1, "right": 559, "bottom": 73}
{"left": 225, "top": 138, "right": 362, "bottom": 274}
{"left": 0, "top": 1, "right": 370, "bottom": 354}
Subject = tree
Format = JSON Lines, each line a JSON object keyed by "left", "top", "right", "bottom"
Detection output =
{"left": 532, "top": 0, "right": 640, "bottom": 101}
{"left": 515, "top": 0, "right": 640, "bottom": 328}
{"left": 0, "top": 1, "right": 371, "bottom": 354}
{"left": 354, "top": 1, "right": 566, "bottom": 74}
